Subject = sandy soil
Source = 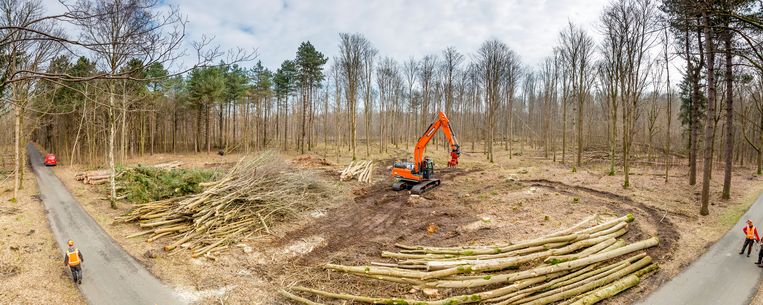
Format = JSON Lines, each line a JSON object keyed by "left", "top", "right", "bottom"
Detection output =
{"left": 0, "top": 174, "right": 85, "bottom": 305}
{"left": 52, "top": 147, "right": 763, "bottom": 304}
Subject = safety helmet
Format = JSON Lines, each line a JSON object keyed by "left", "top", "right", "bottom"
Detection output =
{"left": 67, "top": 240, "right": 74, "bottom": 246}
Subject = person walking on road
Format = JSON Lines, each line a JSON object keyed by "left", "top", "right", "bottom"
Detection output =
{"left": 64, "top": 240, "right": 84, "bottom": 284}
{"left": 740, "top": 220, "right": 759, "bottom": 257}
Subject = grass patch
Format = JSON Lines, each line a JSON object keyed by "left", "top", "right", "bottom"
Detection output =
{"left": 719, "top": 203, "right": 749, "bottom": 228}
{"left": 117, "top": 166, "right": 217, "bottom": 203}
{"left": 719, "top": 189, "right": 763, "bottom": 228}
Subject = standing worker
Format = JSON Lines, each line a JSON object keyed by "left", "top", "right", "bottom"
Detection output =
{"left": 740, "top": 220, "right": 759, "bottom": 257}
{"left": 64, "top": 240, "right": 84, "bottom": 284}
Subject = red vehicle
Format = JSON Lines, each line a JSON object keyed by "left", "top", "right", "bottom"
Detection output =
{"left": 44, "top": 153, "right": 57, "bottom": 166}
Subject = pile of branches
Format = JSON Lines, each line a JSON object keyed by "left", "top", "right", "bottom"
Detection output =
{"left": 75, "top": 161, "right": 184, "bottom": 185}
{"left": 340, "top": 161, "right": 374, "bottom": 183}
{"left": 118, "top": 153, "right": 327, "bottom": 259}
{"left": 280, "top": 214, "right": 660, "bottom": 305}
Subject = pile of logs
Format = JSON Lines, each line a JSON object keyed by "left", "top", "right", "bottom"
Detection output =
{"left": 118, "top": 153, "right": 325, "bottom": 259}
{"left": 75, "top": 161, "right": 184, "bottom": 185}
{"left": 151, "top": 161, "right": 183, "bottom": 169}
{"left": 75, "top": 170, "right": 111, "bottom": 185}
{"left": 339, "top": 161, "right": 374, "bottom": 183}
{"left": 281, "top": 214, "right": 660, "bottom": 305}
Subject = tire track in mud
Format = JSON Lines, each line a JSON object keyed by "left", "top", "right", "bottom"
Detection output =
{"left": 277, "top": 167, "right": 482, "bottom": 265}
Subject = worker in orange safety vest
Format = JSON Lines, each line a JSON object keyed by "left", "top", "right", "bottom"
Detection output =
{"left": 740, "top": 220, "right": 759, "bottom": 257}
{"left": 63, "top": 240, "right": 84, "bottom": 284}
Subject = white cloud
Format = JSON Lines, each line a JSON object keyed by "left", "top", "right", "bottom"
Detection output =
{"left": 162, "top": 0, "right": 609, "bottom": 71}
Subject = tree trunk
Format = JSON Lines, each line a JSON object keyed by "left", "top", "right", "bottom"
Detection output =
{"left": 568, "top": 274, "right": 641, "bottom": 305}
{"left": 700, "top": 10, "right": 716, "bottom": 216}
{"left": 722, "top": 19, "right": 733, "bottom": 200}
{"left": 13, "top": 88, "right": 21, "bottom": 201}
{"left": 108, "top": 81, "right": 118, "bottom": 209}
{"left": 665, "top": 27, "right": 672, "bottom": 182}
{"left": 301, "top": 85, "right": 307, "bottom": 154}
{"left": 206, "top": 103, "right": 212, "bottom": 154}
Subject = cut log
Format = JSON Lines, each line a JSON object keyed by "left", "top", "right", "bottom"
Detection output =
{"left": 422, "top": 229, "right": 626, "bottom": 278}
{"left": 426, "top": 237, "right": 658, "bottom": 288}
{"left": 279, "top": 290, "right": 326, "bottom": 305}
{"left": 543, "top": 214, "right": 599, "bottom": 238}
{"left": 511, "top": 256, "right": 653, "bottom": 305}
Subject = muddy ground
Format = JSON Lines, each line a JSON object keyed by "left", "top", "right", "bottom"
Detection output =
{"left": 50, "top": 148, "right": 763, "bottom": 304}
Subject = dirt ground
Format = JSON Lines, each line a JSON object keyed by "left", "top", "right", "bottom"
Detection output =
{"left": 50, "top": 146, "right": 763, "bottom": 304}
{"left": 0, "top": 173, "right": 85, "bottom": 305}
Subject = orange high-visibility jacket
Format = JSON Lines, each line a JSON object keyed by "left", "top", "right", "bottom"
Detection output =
{"left": 744, "top": 226, "right": 760, "bottom": 241}
{"left": 64, "top": 248, "right": 82, "bottom": 267}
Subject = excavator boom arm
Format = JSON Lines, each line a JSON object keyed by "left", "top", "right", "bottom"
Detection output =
{"left": 412, "top": 112, "right": 460, "bottom": 172}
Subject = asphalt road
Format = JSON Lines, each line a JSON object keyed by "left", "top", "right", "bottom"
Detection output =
{"left": 637, "top": 193, "right": 763, "bottom": 305}
{"left": 28, "top": 145, "right": 184, "bottom": 305}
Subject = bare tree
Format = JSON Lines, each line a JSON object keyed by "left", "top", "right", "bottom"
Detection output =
{"left": 361, "top": 43, "right": 377, "bottom": 156}
{"left": 599, "top": 0, "right": 659, "bottom": 188}
{"left": 442, "top": 47, "right": 464, "bottom": 117}
{"left": 338, "top": 33, "right": 368, "bottom": 161}
{"left": 403, "top": 58, "right": 418, "bottom": 149}
{"left": 1, "top": 0, "right": 63, "bottom": 200}
{"left": 560, "top": 22, "right": 595, "bottom": 169}
{"left": 72, "top": 0, "right": 185, "bottom": 207}
{"left": 418, "top": 55, "right": 437, "bottom": 131}
{"left": 476, "top": 39, "right": 510, "bottom": 163}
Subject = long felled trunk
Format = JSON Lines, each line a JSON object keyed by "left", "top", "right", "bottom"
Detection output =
{"left": 700, "top": 10, "right": 716, "bottom": 216}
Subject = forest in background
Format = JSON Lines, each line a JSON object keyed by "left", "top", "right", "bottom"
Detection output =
{"left": 1, "top": 0, "right": 763, "bottom": 216}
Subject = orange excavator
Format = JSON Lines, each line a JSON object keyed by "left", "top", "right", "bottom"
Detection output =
{"left": 391, "top": 111, "right": 461, "bottom": 194}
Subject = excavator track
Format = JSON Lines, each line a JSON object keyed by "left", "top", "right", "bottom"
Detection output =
{"left": 411, "top": 179, "right": 440, "bottom": 194}
{"left": 392, "top": 181, "right": 411, "bottom": 191}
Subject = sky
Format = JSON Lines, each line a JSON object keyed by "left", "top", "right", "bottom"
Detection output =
{"left": 159, "top": 0, "right": 611, "bottom": 71}
{"left": 40, "top": 0, "right": 616, "bottom": 72}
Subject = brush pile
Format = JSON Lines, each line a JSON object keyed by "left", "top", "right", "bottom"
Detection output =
{"left": 281, "top": 214, "right": 660, "bottom": 305}
{"left": 116, "top": 166, "right": 215, "bottom": 203}
{"left": 339, "top": 161, "right": 374, "bottom": 183}
{"left": 118, "top": 153, "right": 328, "bottom": 259}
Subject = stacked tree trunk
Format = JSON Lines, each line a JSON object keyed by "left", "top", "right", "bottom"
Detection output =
{"left": 339, "top": 161, "right": 374, "bottom": 183}
{"left": 151, "top": 161, "right": 184, "bottom": 169}
{"left": 75, "top": 170, "right": 111, "bottom": 185}
{"left": 75, "top": 161, "right": 184, "bottom": 185}
{"left": 281, "top": 214, "right": 660, "bottom": 304}
{"left": 118, "top": 153, "right": 327, "bottom": 259}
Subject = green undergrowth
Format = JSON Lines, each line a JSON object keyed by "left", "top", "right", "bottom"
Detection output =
{"left": 117, "top": 165, "right": 217, "bottom": 203}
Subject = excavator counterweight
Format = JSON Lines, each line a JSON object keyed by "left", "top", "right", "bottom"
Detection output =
{"left": 391, "top": 112, "right": 460, "bottom": 194}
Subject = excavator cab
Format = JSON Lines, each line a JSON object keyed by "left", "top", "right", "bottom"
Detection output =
{"left": 391, "top": 112, "right": 461, "bottom": 194}
{"left": 421, "top": 158, "right": 434, "bottom": 179}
